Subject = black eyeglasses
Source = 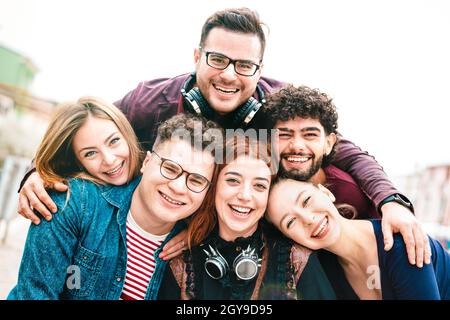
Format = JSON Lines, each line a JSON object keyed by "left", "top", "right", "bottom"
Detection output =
{"left": 204, "top": 50, "right": 261, "bottom": 77}
{"left": 152, "top": 151, "right": 211, "bottom": 193}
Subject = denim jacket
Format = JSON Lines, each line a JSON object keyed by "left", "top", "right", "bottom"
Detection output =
{"left": 8, "top": 177, "right": 185, "bottom": 300}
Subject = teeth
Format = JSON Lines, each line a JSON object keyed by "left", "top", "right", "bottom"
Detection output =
{"left": 286, "top": 156, "right": 309, "bottom": 162}
{"left": 106, "top": 163, "right": 122, "bottom": 175}
{"left": 230, "top": 205, "right": 251, "bottom": 214}
{"left": 215, "top": 85, "right": 238, "bottom": 94}
{"left": 312, "top": 218, "right": 328, "bottom": 237}
{"left": 160, "top": 192, "right": 184, "bottom": 205}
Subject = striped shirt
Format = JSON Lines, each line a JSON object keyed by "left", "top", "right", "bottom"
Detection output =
{"left": 120, "top": 212, "right": 168, "bottom": 300}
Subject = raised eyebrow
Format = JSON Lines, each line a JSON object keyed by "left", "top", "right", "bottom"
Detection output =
{"left": 224, "top": 171, "right": 242, "bottom": 178}
{"left": 105, "top": 132, "right": 120, "bottom": 143}
{"left": 210, "top": 51, "right": 258, "bottom": 65}
{"left": 209, "top": 51, "right": 228, "bottom": 58}
{"left": 277, "top": 127, "right": 294, "bottom": 133}
{"left": 189, "top": 172, "right": 206, "bottom": 179}
{"left": 300, "top": 127, "right": 321, "bottom": 133}
{"left": 78, "top": 148, "right": 95, "bottom": 157}
{"left": 254, "top": 177, "right": 270, "bottom": 184}
{"left": 237, "top": 59, "right": 258, "bottom": 65}
{"left": 79, "top": 132, "right": 119, "bottom": 153}
{"left": 78, "top": 146, "right": 96, "bottom": 154}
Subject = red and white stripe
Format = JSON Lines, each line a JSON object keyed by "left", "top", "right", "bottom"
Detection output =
{"left": 120, "top": 213, "right": 168, "bottom": 300}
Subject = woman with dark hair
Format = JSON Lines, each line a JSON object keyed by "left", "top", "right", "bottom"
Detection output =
{"left": 267, "top": 179, "right": 450, "bottom": 300}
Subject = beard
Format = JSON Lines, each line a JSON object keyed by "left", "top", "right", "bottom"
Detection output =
{"left": 279, "top": 154, "right": 324, "bottom": 181}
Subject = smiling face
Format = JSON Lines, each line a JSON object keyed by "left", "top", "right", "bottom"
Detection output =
{"left": 194, "top": 27, "right": 263, "bottom": 115}
{"left": 134, "top": 140, "right": 215, "bottom": 232}
{"left": 215, "top": 156, "right": 272, "bottom": 241}
{"left": 267, "top": 179, "right": 342, "bottom": 250}
{"left": 72, "top": 116, "right": 130, "bottom": 185}
{"left": 275, "top": 117, "right": 336, "bottom": 181}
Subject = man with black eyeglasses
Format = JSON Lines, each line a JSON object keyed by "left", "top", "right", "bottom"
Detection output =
{"left": 9, "top": 113, "right": 221, "bottom": 300}
{"left": 18, "top": 7, "right": 430, "bottom": 267}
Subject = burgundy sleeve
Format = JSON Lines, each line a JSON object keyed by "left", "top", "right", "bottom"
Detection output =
{"left": 113, "top": 83, "right": 142, "bottom": 129}
{"left": 332, "top": 136, "right": 400, "bottom": 208}
{"left": 18, "top": 159, "right": 36, "bottom": 192}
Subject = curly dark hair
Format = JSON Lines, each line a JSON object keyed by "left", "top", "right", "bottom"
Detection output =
{"left": 263, "top": 84, "right": 338, "bottom": 135}
{"left": 262, "top": 84, "right": 339, "bottom": 166}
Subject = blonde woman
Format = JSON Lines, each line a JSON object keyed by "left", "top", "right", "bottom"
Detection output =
{"left": 19, "top": 96, "right": 142, "bottom": 223}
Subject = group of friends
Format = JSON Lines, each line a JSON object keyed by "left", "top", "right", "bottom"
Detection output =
{"left": 8, "top": 7, "right": 449, "bottom": 300}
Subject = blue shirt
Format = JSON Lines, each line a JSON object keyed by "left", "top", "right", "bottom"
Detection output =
{"left": 8, "top": 177, "right": 185, "bottom": 300}
{"left": 319, "top": 220, "right": 450, "bottom": 300}
{"left": 372, "top": 220, "right": 449, "bottom": 299}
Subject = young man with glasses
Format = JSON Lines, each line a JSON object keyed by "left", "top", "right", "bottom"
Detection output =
{"left": 18, "top": 7, "right": 429, "bottom": 267}
{"left": 9, "top": 113, "right": 222, "bottom": 299}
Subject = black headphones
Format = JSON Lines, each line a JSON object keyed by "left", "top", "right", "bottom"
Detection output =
{"left": 203, "top": 244, "right": 262, "bottom": 281}
{"left": 180, "top": 73, "right": 266, "bottom": 128}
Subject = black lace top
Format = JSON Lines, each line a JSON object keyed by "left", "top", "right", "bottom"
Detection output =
{"left": 185, "top": 222, "right": 302, "bottom": 300}
{"left": 157, "top": 221, "right": 337, "bottom": 300}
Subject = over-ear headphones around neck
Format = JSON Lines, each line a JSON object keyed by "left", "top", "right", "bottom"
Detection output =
{"left": 180, "top": 73, "right": 266, "bottom": 128}
{"left": 203, "top": 244, "right": 262, "bottom": 281}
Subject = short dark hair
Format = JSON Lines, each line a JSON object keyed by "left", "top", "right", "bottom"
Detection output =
{"left": 154, "top": 113, "right": 223, "bottom": 154}
{"left": 199, "top": 7, "right": 267, "bottom": 60}
{"left": 263, "top": 84, "right": 339, "bottom": 165}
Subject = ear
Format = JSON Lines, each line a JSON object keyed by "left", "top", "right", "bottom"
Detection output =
{"left": 140, "top": 151, "right": 152, "bottom": 174}
{"left": 258, "top": 61, "right": 264, "bottom": 74}
{"left": 324, "top": 133, "right": 337, "bottom": 156}
{"left": 317, "top": 184, "right": 336, "bottom": 202}
{"left": 194, "top": 47, "right": 201, "bottom": 64}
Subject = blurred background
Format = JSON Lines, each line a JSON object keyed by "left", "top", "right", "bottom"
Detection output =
{"left": 1, "top": 0, "right": 449, "bottom": 299}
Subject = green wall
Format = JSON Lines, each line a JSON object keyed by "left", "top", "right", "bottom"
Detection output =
{"left": 0, "top": 45, "right": 37, "bottom": 90}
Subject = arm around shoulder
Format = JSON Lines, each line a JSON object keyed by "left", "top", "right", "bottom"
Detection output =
{"left": 332, "top": 136, "right": 400, "bottom": 207}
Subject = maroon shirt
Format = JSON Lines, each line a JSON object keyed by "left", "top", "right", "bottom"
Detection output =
{"left": 324, "top": 165, "right": 379, "bottom": 219}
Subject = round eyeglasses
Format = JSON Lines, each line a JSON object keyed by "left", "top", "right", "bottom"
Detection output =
{"left": 152, "top": 151, "right": 211, "bottom": 193}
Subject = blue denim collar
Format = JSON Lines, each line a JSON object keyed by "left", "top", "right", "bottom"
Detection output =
{"left": 99, "top": 176, "right": 141, "bottom": 226}
{"left": 100, "top": 176, "right": 141, "bottom": 207}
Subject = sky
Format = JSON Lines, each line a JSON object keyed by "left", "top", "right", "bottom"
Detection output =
{"left": 1, "top": 0, "right": 449, "bottom": 178}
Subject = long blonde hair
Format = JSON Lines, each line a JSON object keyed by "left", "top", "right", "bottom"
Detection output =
{"left": 35, "top": 96, "right": 143, "bottom": 187}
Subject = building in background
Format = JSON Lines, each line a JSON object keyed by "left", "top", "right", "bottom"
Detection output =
{"left": 0, "top": 43, "right": 55, "bottom": 235}
{"left": 0, "top": 43, "right": 56, "bottom": 163}
{"left": 0, "top": 43, "right": 56, "bottom": 118}
{"left": 400, "top": 164, "right": 450, "bottom": 250}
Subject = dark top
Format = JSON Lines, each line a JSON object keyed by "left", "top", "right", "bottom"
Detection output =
{"left": 324, "top": 165, "right": 379, "bottom": 219}
{"left": 319, "top": 220, "right": 450, "bottom": 300}
{"left": 158, "top": 223, "right": 336, "bottom": 300}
